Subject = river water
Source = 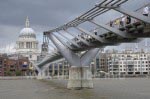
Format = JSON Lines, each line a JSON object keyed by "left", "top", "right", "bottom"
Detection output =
{"left": 0, "top": 78, "right": 150, "bottom": 99}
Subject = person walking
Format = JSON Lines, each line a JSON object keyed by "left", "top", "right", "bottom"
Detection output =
{"left": 109, "top": 20, "right": 113, "bottom": 27}
{"left": 143, "top": 5, "right": 149, "bottom": 17}
{"left": 120, "top": 15, "right": 126, "bottom": 27}
{"left": 142, "top": 5, "right": 149, "bottom": 25}
{"left": 115, "top": 19, "right": 120, "bottom": 28}
{"left": 126, "top": 16, "right": 131, "bottom": 25}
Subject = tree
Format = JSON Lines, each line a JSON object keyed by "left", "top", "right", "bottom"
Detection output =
{"left": 15, "top": 70, "right": 21, "bottom": 76}
{"left": 5, "top": 70, "right": 12, "bottom": 76}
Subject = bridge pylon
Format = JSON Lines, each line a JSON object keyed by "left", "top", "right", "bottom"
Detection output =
{"left": 36, "top": 63, "right": 50, "bottom": 80}
{"left": 37, "top": 70, "right": 46, "bottom": 80}
{"left": 48, "top": 32, "right": 100, "bottom": 89}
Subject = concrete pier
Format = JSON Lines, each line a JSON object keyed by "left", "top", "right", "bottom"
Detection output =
{"left": 67, "top": 66, "right": 93, "bottom": 89}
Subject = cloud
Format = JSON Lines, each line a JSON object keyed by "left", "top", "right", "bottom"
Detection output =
{"left": 0, "top": 25, "right": 20, "bottom": 41}
{"left": 0, "top": 0, "right": 149, "bottom": 52}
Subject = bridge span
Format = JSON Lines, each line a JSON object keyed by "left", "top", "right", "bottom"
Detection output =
{"left": 37, "top": 0, "right": 150, "bottom": 89}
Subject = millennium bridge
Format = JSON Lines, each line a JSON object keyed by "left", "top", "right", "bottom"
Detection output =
{"left": 36, "top": 0, "right": 150, "bottom": 89}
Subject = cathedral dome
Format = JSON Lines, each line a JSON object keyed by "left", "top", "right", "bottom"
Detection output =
{"left": 16, "top": 17, "right": 39, "bottom": 62}
{"left": 20, "top": 28, "right": 35, "bottom": 37}
{"left": 16, "top": 16, "right": 39, "bottom": 56}
{"left": 19, "top": 17, "right": 36, "bottom": 38}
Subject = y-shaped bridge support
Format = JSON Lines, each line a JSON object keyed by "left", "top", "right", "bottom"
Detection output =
{"left": 48, "top": 33, "right": 100, "bottom": 89}
{"left": 37, "top": 63, "right": 51, "bottom": 79}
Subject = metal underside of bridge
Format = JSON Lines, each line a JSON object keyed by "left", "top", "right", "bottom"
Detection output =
{"left": 37, "top": 0, "right": 150, "bottom": 89}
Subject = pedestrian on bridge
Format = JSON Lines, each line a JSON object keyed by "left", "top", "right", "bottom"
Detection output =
{"left": 142, "top": 5, "right": 149, "bottom": 17}
{"left": 126, "top": 16, "right": 131, "bottom": 25}
{"left": 114, "top": 19, "right": 120, "bottom": 28}
{"left": 120, "top": 15, "right": 126, "bottom": 27}
{"left": 109, "top": 20, "right": 114, "bottom": 27}
{"left": 142, "top": 5, "right": 149, "bottom": 25}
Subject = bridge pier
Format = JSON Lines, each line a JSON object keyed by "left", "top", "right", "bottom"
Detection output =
{"left": 67, "top": 66, "right": 93, "bottom": 89}
{"left": 36, "top": 64, "right": 50, "bottom": 80}
{"left": 48, "top": 33, "right": 100, "bottom": 89}
{"left": 35, "top": 65, "right": 45, "bottom": 80}
{"left": 37, "top": 70, "right": 46, "bottom": 80}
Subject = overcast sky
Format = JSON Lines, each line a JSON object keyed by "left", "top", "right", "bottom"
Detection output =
{"left": 0, "top": 0, "right": 149, "bottom": 52}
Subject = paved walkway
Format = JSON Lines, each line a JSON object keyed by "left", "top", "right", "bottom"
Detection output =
{"left": 0, "top": 78, "right": 150, "bottom": 99}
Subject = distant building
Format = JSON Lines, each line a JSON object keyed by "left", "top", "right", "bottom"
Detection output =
{"left": 107, "top": 50, "right": 150, "bottom": 77}
{"left": 47, "top": 60, "right": 69, "bottom": 77}
{"left": 42, "top": 49, "right": 150, "bottom": 78}
{"left": 82, "top": 49, "right": 150, "bottom": 77}
{"left": 99, "top": 53, "right": 109, "bottom": 72}
{"left": 16, "top": 17, "right": 40, "bottom": 63}
{"left": 0, "top": 54, "right": 30, "bottom": 76}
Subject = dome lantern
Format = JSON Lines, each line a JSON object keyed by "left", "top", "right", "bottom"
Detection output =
{"left": 25, "top": 16, "right": 30, "bottom": 28}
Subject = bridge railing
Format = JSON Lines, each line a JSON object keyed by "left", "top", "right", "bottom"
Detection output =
{"left": 65, "top": 2, "right": 150, "bottom": 48}
{"left": 106, "top": 3, "right": 150, "bottom": 27}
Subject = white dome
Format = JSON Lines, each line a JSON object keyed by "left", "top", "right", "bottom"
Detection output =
{"left": 20, "top": 28, "right": 35, "bottom": 35}
{"left": 16, "top": 16, "right": 39, "bottom": 56}
{"left": 19, "top": 16, "right": 36, "bottom": 38}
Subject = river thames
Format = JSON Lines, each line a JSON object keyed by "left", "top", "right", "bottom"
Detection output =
{"left": 0, "top": 78, "right": 150, "bottom": 99}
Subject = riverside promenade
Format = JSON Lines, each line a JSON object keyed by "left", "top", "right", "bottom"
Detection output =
{"left": 0, "top": 78, "right": 150, "bottom": 99}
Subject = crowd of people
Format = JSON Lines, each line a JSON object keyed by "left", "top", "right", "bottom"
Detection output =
{"left": 109, "top": 15, "right": 132, "bottom": 28}
{"left": 109, "top": 5, "right": 150, "bottom": 28}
